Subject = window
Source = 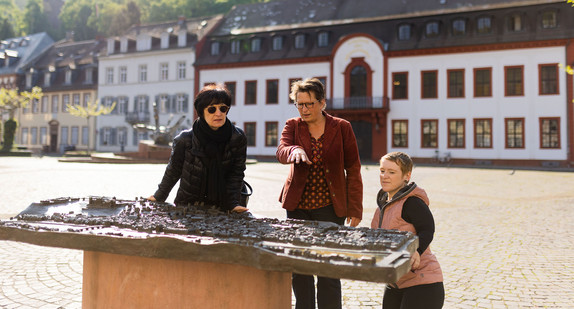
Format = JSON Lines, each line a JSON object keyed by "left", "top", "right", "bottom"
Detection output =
{"left": 447, "top": 69, "right": 464, "bottom": 98}
{"left": 539, "top": 64, "right": 558, "bottom": 95}
{"left": 542, "top": 11, "right": 557, "bottom": 29}
{"left": 30, "top": 127, "right": 37, "bottom": 145}
{"left": 177, "top": 62, "right": 186, "bottom": 80}
{"left": 474, "top": 119, "right": 492, "bottom": 148}
{"left": 505, "top": 66, "right": 524, "bottom": 96}
{"left": 231, "top": 40, "right": 241, "bottom": 54}
{"left": 508, "top": 14, "right": 523, "bottom": 32}
{"left": 104, "top": 96, "right": 118, "bottom": 114}
{"left": 175, "top": 94, "right": 188, "bottom": 113}
{"left": 398, "top": 24, "right": 411, "bottom": 41}
{"left": 160, "top": 63, "right": 168, "bottom": 81}
{"left": 505, "top": 118, "right": 524, "bottom": 148}
{"left": 211, "top": 41, "right": 220, "bottom": 55}
{"left": 82, "top": 126, "right": 89, "bottom": 145}
{"left": 421, "top": 120, "right": 438, "bottom": 148}
{"left": 21, "top": 128, "right": 28, "bottom": 145}
{"left": 245, "top": 81, "right": 257, "bottom": 105}
{"left": 540, "top": 118, "right": 560, "bottom": 148}
{"left": 266, "top": 79, "right": 278, "bottom": 104}
{"left": 452, "top": 19, "right": 466, "bottom": 36}
{"left": 244, "top": 122, "right": 256, "bottom": 147}
{"left": 118, "top": 96, "right": 128, "bottom": 114}
{"left": 158, "top": 94, "right": 169, "bottom": 113}
{"left": 71, "top": 126, "right": 79, "bottom": 145}
{"left": 106, "top": 67, "right": 114, "bottom": 84}
{"left": 62, "top": 94, "right": 70, "bottom": 112}
{"left": 448, "top": 119, "right": 465, "bottom": 148}
{"left": 118, "top": 127, "right": 127, "bottom": 146}
{"left": 474, "top": 68, "right": 492, "bottom": 97}
{"left": 83, "top": 93, "right": 91, "bottom": 107}
{"left": 32, "top": 99, "right": 39, "bottom": 113}
{"left": 72, "top": 94, "right": 80, "bottom": 106}
{"left": 317, "top": 32, "right": 329, "bottom": 47}
{"left": 44, "top": 72, "right": 51, "bottom": 86}
{"left": 421, "top": 70, "right": 438, "bottom": 99}
{"left": 40, "top": 127, "right": 47, "bottom": 145}
{"left": 65, "top": 69, "right": 72, "bottom": 84}
{"left": 41, "top": 96, "right": 49, "bottom": 113}
{"left": 251, "top": 38, "right": 261, "bottom": 52}
{"left": 295, "top": 34, "right": 305, "bottom": 49}
{"left": 392, "top": 120, "right": 408, "bottom": 148}
{"left": 119, "top": 66, "right": 127, "bottom": 83}
{"left": 61, "top": 126, "right": 69, "bottom": 146}
{"left": 85, "top": 68, "right": 93, "bottom": 84}
{"left": 51, "top": 95, "right": 59, "bottom": 113}
{"left": 139, "top": 64, "right": 147, "bottom": 82}
{"left": 392, "top": 72, "right": 408, "bottom": 99}
{"left": 224, "top": 82, "right": 237, "bottom": 105}
{"left": 272, "top": 36, "right": 283, "bottom": 51}
{"left": 265, "top": 122, "right": 278, "bottom": 147}
{"left": 426, "top": 22, "right": 439, "bottom": 38}
{"left": 477, "top": 16, "right": 492, "bottom": 34}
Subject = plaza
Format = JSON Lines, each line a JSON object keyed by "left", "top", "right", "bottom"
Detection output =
{"left": 0, "top": 156, "right": 573, "bottom": 308}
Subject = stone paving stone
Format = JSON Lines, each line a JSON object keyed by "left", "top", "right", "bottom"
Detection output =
{"left": 1, "top": 157, "right": 574, "bottom": 308}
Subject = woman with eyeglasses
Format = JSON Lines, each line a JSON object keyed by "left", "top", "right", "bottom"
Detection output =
{"left": 276, "top": 78, "right": 363, "bottom": 309}
{"left": 148, "top": 84, "right": 249, "bottom": 213}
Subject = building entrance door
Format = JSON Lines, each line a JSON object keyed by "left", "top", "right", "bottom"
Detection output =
{"left": 350, "top": 121, "right": 372, "bottom": 162}
{"left": 48, "top": 120, "right": 59, "bottom": 153}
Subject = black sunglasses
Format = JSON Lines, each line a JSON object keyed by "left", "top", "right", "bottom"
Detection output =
{"left": 206, "top": 105, "right": 229, "bottom": 114}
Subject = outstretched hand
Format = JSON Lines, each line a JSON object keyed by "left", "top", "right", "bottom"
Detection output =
{"left": 147, "top": 195, "right": 156, "bottom": 202}
{"left": 287, "top": 147, "right": 311, "bottom": 165}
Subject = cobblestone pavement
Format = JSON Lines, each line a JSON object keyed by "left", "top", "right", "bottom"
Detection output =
{"left": 1, "top": 157, "right": 573, "bottom": 308}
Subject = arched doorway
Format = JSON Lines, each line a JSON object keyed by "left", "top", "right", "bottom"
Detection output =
{"left": 344, "top": 58, "right": 373, "bottom": 160}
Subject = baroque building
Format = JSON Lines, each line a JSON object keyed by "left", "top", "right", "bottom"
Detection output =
{"left": 195, "top": 0, "right": 574, "bottom": 167}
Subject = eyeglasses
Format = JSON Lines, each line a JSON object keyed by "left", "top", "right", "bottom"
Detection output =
{"left": 294, "top": 101, "right": 318, "bottom": 109}
{"left": 206, "top": 105, "right": 229, "bottom": 114}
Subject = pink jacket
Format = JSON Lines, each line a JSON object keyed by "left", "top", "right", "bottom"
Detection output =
{"left": 276, "top": 112, "right": 363, "bottom": 219}
{"left": 371, "top": 185, "right": 443, "bottom": 288}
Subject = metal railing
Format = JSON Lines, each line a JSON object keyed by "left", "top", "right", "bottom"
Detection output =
{"left": 125, "top": 111, "right": 150, "bottom": 124}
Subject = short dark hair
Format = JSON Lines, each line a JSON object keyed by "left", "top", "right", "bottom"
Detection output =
{"left": 289, "top": 78, "right": 325, "bottom": 103}
{"left": 194, "top": 84, "right": 232, "bottom": 118}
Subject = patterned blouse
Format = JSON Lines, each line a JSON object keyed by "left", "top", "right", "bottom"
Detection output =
{"left": 297, "top": 135, "right": 332, "bottom": 210}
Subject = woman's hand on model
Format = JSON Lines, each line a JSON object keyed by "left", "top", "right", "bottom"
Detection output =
{"left": 287, "top": 147, "right": 311, "bottom": 165}
{"left": 232, "top": 206, "right": 249, "bottom": 213}
{"left": 346, "top": 216, "right": 361, "bottom": 227}
{"left": 147, "top": 195, "right": 156, "bottom": 202}
{"left": 410, "top": 251, "right": 421, "bottom": 271}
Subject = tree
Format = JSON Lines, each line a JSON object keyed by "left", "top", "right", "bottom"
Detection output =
{"left": 0, "top": 86, "right": 43, "bottom": 151}
{"left": 59, "top": 0, "right": 97, "bottom": 40}
{"left": 67, "top": 99, "right": 116, "bottom": 153}
{"left": 0, "top": 17, "right": 16, "bottom": 39}
{"left": 23, "top": 0, "right": 49, "bottom": 35}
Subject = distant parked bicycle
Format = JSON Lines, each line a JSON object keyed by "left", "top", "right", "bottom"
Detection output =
{"left": 433, "top": 150, "right": 452, "bottom": 165}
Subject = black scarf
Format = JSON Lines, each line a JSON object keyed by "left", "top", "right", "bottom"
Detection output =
{"left": 193, "top": 117, "right": 232, "bottom": 207}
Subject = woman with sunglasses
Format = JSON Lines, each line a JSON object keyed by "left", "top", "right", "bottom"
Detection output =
{"left": 276, "top": 78, "right": 363, "bottom": 309}
{"left": 148, "top": 84, "right": 248, "bottom": 213}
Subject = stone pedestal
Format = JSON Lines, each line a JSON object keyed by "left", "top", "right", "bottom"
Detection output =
{"left": 82, "top": 251, "right": 291, "bottom": 309}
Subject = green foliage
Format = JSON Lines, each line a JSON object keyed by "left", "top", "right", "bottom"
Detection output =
{"left": 2, "top": 119, "right": 17, "bottom": 152}
{"left": 23, "top": 0, "right": 49, "bottom": 35}
{"left": 0, "top": 17, "right": 16, "bottom": 39}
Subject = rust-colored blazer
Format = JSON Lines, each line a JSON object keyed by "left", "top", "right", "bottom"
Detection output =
{"left": 276, "top": 112, "right": 363, "bottom": 219}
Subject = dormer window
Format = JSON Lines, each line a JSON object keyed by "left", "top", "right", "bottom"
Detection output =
{"left": 211, "top": 41, "right": 220, "bottom": 55}
{"left": 477, "top": 16, "right": 492, "bottom": 34}
{"left": 452, "top": 19, "right": 466, "bottom": 36}
{"left": 508, "top": 14, "right": 523, "bottom": 32}
{"left": 251, "top": 38, "right": 261, "bottom": 52}
{"left": 272, "top": 36, "right": 283, "bottom": 51}
{"left": 398, "top": 24, "right": 411, "bottom": 41}
{"left": 178, "top": 30, "right": 187, "bottom": 47}
{"left": 85, "top": 68, "right": 93, "bottom": 84}
{"left": 317, "top": 32, "right": 329, "bottom": 47}
{"left": 160, "top": 32, "right": 170, "bottom": 49}
{"left": 44, "top": 72, "right": 51, "bottom": 86}
{"left": 231, "top": 40, "right": 241, "bottom": 54}
{"left": 542, "top": 11, "right": 557, "bottom": 29}
{"left": 120, "top": 37, "right": 128, "bottom": 53}
{"left": 425, "top": 22, "right": 440, "bottom": 38}
{"left": 294, "top": 34, "right": 305, "bottom": 49}
{"left": 65, "top": 69, "right": 72, "bottom": 84}
{"left": 25, "top": 73, "right": 32, "bottom": 88}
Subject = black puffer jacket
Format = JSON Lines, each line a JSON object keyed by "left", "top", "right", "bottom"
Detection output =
{"left": 153, "top": 125, "right": 247, "bottom": 211}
